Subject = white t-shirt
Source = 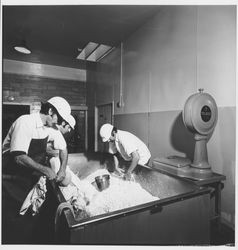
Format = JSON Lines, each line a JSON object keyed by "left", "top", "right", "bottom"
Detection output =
{"left": 46, "top": 127, "right": 67, "bottom": 151}
{"left": 109, "top": 130, "right": 151, "bottom": 165}
{"left": 2, "top": 113, "right": 66, "bottom": 154}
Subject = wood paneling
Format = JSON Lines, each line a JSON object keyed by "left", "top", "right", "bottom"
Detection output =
{"left": 2, "top": 73, "right": 86, "bottom": 106}
{"left": 3, "top": 59, "right": 86, "bottom": 82}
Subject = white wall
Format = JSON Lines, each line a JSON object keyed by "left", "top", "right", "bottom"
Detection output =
{"left": 197, "top": 6, "right": 236, "bottom": 107}
{"left": 98, "top": 5, "right": 235, "bottom": 112}
{"left": 123, "top": 6, "right": 197, "bottom": 113}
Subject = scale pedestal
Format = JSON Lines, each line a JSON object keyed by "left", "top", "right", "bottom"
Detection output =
{"left": 154, "top": 132, "right": 213, "bottom": 180}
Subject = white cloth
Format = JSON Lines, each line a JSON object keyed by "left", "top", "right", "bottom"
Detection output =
{"left": 46, "top": 127, "right": 67, "bottom": 151}
{"left": 109, "top": 130, "right": 151, "bottom": 165}
{"left": 19, "top": 176, "right": 47, "bottom": 216}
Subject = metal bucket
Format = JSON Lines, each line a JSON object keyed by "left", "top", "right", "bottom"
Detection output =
{"left": 94, "top": 174, "right": 110, "bottom": 191}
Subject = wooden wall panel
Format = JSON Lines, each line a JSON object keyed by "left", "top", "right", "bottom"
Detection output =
{"left": 2, "top": 73, "right": 86, "bottom": 106}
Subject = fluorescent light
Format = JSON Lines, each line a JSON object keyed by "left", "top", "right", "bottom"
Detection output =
{"left": 76, "top": 42, "right": 114, "bottom": 62}
{"left": 87, "top": 44, "right": 113, "bottom": 62}
{"left": 76, "top": 42, "right": 98, "bottom": 60}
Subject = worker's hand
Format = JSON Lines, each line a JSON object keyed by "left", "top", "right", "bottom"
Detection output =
{"left": 56, "top": 169, "right": 66, "bottom": 183}
{"left": 43, "top": 167, "right": 57, "bottom": 180}
{"left": 115, "top": 166, "right": 125, "bottom": 177}
{"left": 123, "top": 171, "right": 132, "bottom": 181}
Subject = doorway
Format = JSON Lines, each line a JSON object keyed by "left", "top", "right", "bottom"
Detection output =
{"left": 69, "top": 108, "right": 88, "bottom": 153}
{"left": 95, "top": 103, "right": 113, "bottom": 152}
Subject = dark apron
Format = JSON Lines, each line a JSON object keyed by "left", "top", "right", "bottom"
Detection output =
{"left": 2, "top": 136, "right": 49, "bottom": 244}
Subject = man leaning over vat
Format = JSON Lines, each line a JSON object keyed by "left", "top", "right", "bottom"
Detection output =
{"left": 2, "top": 96, "right": 72, "bottom": 243}
{"left": 99, "top": 123, "right": 151, "bottom": 181}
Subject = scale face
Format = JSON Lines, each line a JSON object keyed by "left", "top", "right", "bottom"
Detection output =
{"left": 201, "top": 105, "right": 212, "bottom": 122}
{"left": 183, "top": 90, "right": 218, "bottom": 135}
{"left": 154, "top": 89, "right": 218, "bottom": 180}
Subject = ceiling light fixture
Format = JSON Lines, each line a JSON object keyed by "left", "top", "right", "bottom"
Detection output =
{"left": 14, "top": 40, "right": 31, "bottom": 54}
{"left": 76, "top": 42, "right": 99, "bottom": 60}
{"left": 88, "top": 44, "right": 114, "bottom": 62}
{"left": 76, "top": 42, "right": 114, "bottom": 62}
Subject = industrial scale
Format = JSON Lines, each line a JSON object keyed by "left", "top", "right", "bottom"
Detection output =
{"left": 152, "top": 89, "right": 226, "bottom": 230}
{"left": 153, "top": 88, "right": 219, "bottom": 181}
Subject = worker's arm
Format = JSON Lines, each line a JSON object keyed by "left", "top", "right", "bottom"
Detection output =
{"left": 48, "top": 128, "right": 68, "bottom": 183}
{"left": 55, "top": 148, "right": 68, "bottom": 183}
{"left": 14, "top": 154, "right": 56, "bottom": 180}
{"left": 108, "top": 142, "right": 123, "bottom": 175}
{"left": 124, "top": 150, "right": 140, "bottom": 180}
{"left": 113, "top": 154, "right": 126, "bottom": 176}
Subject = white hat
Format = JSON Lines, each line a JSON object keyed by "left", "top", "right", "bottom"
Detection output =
{"left": 99, "top": 123, "right": 113, "bottom": 142}
{"left": 67, "top": 115, "right": 76, "bottom": 129}
{"left": 47, "top": 96, "right": 71, "bottom": 124}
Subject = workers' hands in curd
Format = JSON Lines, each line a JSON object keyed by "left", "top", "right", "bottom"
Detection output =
{"left": 123, "top": 171, "right": 132, "bottom": 181}
{"left": 115, "top": 167, "right": 124, "bottom": 177}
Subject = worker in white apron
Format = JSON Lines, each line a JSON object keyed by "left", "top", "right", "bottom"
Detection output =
{"left": 2, "top": 96, "right": 72, "bottom": 244}
{"left": 99, "top": 123, "right": 151, "bottom": 180}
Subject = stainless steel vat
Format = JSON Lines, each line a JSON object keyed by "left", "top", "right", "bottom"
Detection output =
{"left": 52, "top": 153, "right": 211, "bottom": 245}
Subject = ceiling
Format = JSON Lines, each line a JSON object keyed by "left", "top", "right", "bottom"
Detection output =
{"left": 2, "top": 5, "right": 160, "bottom": 68}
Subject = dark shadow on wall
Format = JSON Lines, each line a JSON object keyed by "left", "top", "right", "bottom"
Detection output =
{"left": 170, "top": 112, "right": 195, "bottom": 161}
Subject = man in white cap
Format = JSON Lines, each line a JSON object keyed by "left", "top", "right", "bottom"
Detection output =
{"left": 46, "top": 111, "right": 75, "bottom": 154}
{"left": 56, "top": 114, "right": 76, "bottom": 149}
{"left": 2, "top": 96, "right": 72, "bottom": 243}
{"left": 46, "top": 114, "right": 76, "bottom": 186}
{"left": 99, "top": 123, "right": 151, "bottom": 180}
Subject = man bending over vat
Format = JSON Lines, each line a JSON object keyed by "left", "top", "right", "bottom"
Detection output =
{"left": 99, "top": 123, "right": 151, "bottom": 180}
{"left": 2, "top": 96, "right": 72, "bottom": 243}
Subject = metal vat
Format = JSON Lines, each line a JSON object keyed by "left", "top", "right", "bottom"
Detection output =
{"left": 52, "top": 153, "right": 211, "bottom": 245}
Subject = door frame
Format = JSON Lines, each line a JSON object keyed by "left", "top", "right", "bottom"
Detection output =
{"left": 94, "top": 102, "right": 114, "bottom": 151}
{"left": 71, "top": 105, "right": 88, "bottom": 151}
